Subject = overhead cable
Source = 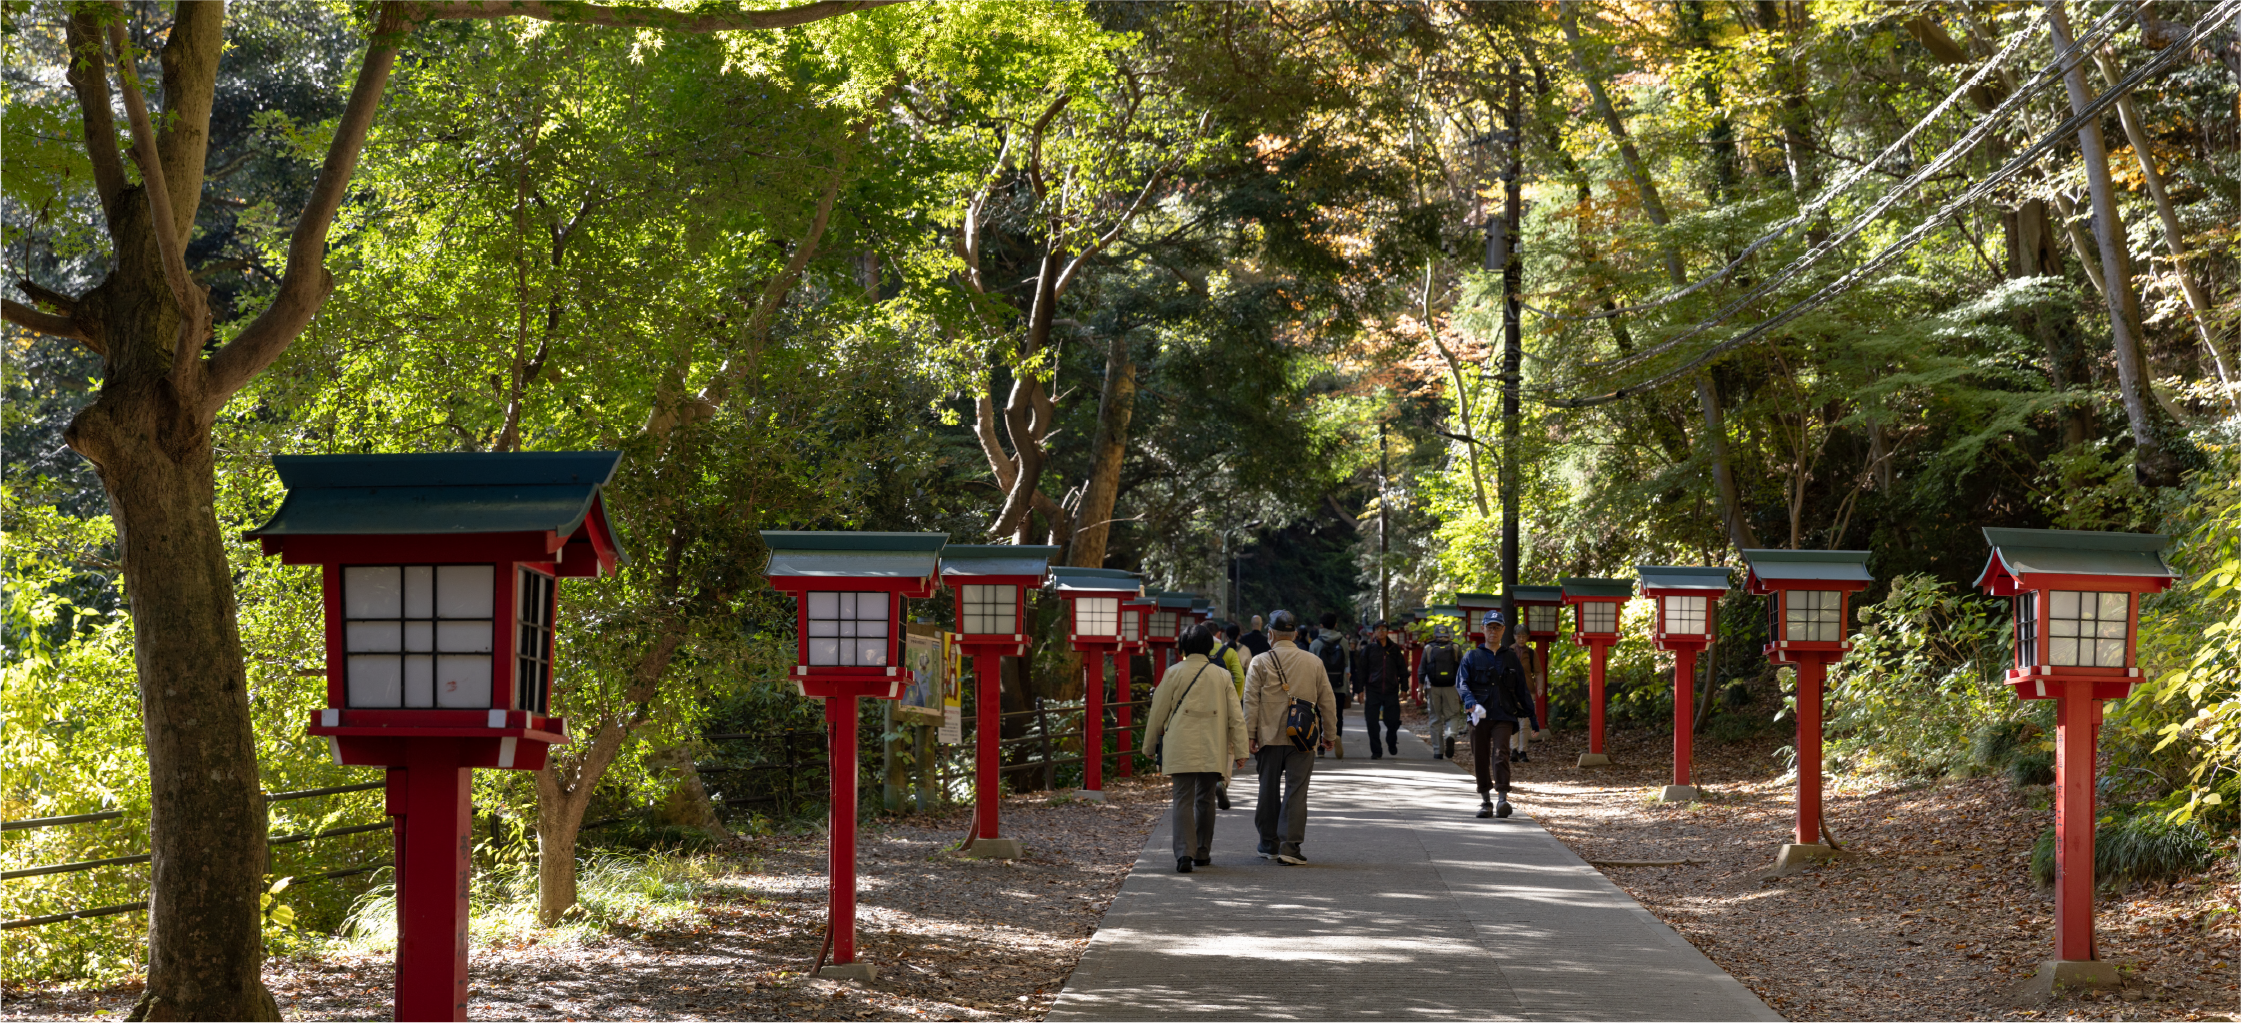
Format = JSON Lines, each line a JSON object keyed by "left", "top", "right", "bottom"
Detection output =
{"left": 1540, "top": 0, "right": 2241, "bottom": 410}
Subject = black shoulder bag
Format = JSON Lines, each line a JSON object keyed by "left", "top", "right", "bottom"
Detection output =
{"left": 1270, "top": 653, "right": 1324, "bottom": 751}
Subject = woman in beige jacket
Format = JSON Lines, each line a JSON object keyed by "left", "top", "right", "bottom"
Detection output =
{"left": 1141, "top": 625, "right": 1249, "bottom": 873}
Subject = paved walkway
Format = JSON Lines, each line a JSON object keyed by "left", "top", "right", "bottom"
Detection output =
{"left": 1051, "top": 725, "right": 1782, "bottom": 1021}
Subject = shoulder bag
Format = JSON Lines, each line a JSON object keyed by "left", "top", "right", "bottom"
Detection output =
{"left": 1269, "top": 652, "right": 1324, "bottom": 751}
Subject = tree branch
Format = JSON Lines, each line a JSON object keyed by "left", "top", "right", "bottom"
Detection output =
{"left": 104, "top": 10, "right": 196, "bottom": 320}
{"left": 3, "top": 300, "right": 98, "bottom": 351}
{"left": 63, "top": 8, "right": 127, "bottom": 226}
{"left": 407, "top": 0, "right": 899, "bottom": 31}
{"left": 204, "top": 6, "right": 407, "bottom": 405}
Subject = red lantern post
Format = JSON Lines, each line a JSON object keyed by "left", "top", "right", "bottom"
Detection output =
{"left": 761, "top": 530, "right": 946, "bottom": 982}
{"left": 1740, "top": 550, "right": 1873, "bottom": 873}
{"left": 250, "top": 451, "right": 625, "bottom": 1022}
{"left": 1144, "top": 593, "right": 1186, "bottom": 676}
{"left": 1456, "top": 592, "right": 1499, "bottom": 646}
{"left": 1977, "top": 528, "right": 2175, "bottom": 994}
{"left": 1637, "top": 566, "right": 1731, "bottom": 802}
{"left": 938, "top": 545, "right": 1058, "bottom": 860}
{"left": 1401, "top": 610, "right": 1426, "bottom": 706}
{"left": 1560, "top": 578, "right": 1632, "bottom": 767}
{"left": 1053, "top": 568, "right": 1143, "bottom": 801}
{"left": 1511, "top": 586, "right": 1565, "bottom": 735}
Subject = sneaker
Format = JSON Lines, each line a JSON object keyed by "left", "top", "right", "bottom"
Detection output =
{"left": 1257, "top": 841, "right": 1275, "bottom": 859}
{"left": 1277, "top": 850, "right": 1306, "bottom": 866}
{"left": 1370, "top": 750, "right": 1383, "bottom": 760}
{"left": 1507, "top": 748, "right": 1519, "bottom": 763}
{"left": 1176, "top": 857, "right": 1193, "bottom": 873}
{"left": 1518, "top": 750, "right": 1531, "bottom": 763}
{"left": 1495, "top": 799, "right": 1513, "bottom": 818}
{"left": 1476, "top": 800, "right": 1494, "bottom": 819}
{"left": 1432, "top": 751, "right": 1444, "bottom": 760}
{"left": 1193, "top": 856, "right": 1211, "bottom": 867}
{"left": 1444, "top": 737, "right": 1456, "bottom": 758}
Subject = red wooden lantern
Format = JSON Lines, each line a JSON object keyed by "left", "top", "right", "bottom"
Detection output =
{"left": 939, "top": 545, "right": 1058, "bottom": 860}
{"left": 1116, "top": 597, "right": 1153, "bottom": 778}
{"left": 1741, "top": 550, "right": 1872, "bottom": 870}
{"left": 249, "top": 450, "right": 625, "bottom": 1023}
{"left": 761, "top": 530, "right": 946, "bottom": 982}
{"left": 1053, "top": 568, "right": 1143, "bottom": 801}
{"left": 1455, "top": 591, "right": 1499, "bottom": 644}
{"left": 1976, "top": 528, "right": 2175, "bottom": 989}
{"left": 1509, "top": 585, "right": 1565, "bottom": 735}
{"left": 1637, "top": 565, "right": 1731, "bottom": 802}
{"left": 1560, "top": 577, "right": 1632, "bottom": 767}
{"left": 1145, "top": 592, "right": 1190, "bottom": 674}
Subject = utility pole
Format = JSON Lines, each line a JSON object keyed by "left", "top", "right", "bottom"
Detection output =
{"left": 1378, "top": 420, "right": 1390, "bottom": 624}
{"left": 1494, "top": 61, "right": 1524, "bottom": 641}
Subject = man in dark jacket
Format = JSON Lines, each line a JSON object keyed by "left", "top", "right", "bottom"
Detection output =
{"left": 1361, "top": 623, "right": 1407, "bottom": 758}
{"left": 1456, "top": 610, "right": 1540, "bottom": 818}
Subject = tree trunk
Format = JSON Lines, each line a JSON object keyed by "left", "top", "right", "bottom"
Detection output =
{"left": 1068, "top": 327, "right": 1137, "bottom": 568}
{"left": 2009, "top": 200, "right": 2097, "bottom": 447}
{"left": 1697, "top": 373, "right": 1761, "bottom": 552}
{"left": 2047, "top": 1, "right": 2191, "bottom": 487}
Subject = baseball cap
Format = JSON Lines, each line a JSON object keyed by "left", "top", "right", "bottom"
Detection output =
{"left": 1432, "top": 624, "right": 1452, "bottom": 639}
{"left": 1269, "top": 610, "right": 1297, "bottom": 633}
{"left": 1482, "top": 610, "right": 1507, "bottom": 627}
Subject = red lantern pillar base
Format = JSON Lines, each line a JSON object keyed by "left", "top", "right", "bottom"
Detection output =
{"left": 388, "top": 750, "right": 470, "bottom": 1023}
{"left": 1114, "top": 654, "right": 1133, "bottom": 778}
{"left": 1667, "top": 644, "right": 1698, "bottom": 798}
{"left": 2011, "top": 960, "right": 2122, "bottom": 1004}
{"left": 2053, "top": 683, "right": 2101, "bottom": 964}
{"left": 965, "top": 652, "right": 1022, "bottom": 860}
{"left": 1580, "top": 642, "right": 1611, "bottom": 768}
{"left": 825, "top": 696, "right": 862, "bottom": 969}
{"left": 1795, "top": 657, "right": 1828, "bottom": 846}
{"left": 1078, "top": 650, "right": 1104, "bottom": 798}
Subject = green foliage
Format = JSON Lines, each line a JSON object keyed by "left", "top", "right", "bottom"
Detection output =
{"left": 2029, "top": 802, "right": 2219, "bottom": 888}
{"left": 1823, "top": 573, "right": 2014, "bottom": 779}
{"left": 2135, "top": 446, "right": 2241, "bottom": 829}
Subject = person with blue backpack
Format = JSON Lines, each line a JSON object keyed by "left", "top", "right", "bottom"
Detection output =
{"left": 1456, "top": 610, "right": 1539, "bottom": 819}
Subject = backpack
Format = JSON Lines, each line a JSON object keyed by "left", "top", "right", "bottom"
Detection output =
{"left": 1424, "top": 641, "right": 1460, "bottom": 685}
{"left": 1314, "top": 633, "right": 1347, "bottom": 676}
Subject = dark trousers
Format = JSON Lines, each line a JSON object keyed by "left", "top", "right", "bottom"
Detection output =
{"left": 1471, "top": 716, "right": 1517, "bottom": 799}
{"left": 1253, "top": 745, "right": 1313, "bottom": 856}
{"left": 1169, "top": 773, "right": 1220, "bottom": 861}
{"left": 1363, "top": 689, "right": 1402, "bottom": 755}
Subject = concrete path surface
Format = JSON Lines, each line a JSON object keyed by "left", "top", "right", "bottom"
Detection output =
{"left": 1050, "top": 725, "right": 1783, "bottom": 1021}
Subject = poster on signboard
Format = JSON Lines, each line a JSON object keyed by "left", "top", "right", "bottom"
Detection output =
{"left": 938, "top": 632, "right": 963, "bottom": 743}
{"left": 899, "top": 630, "right": 946, "bottom": 725}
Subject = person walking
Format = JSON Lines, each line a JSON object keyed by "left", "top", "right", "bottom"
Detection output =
{"left": 1241, "top": 610, "right": 1337, "bottom": 865}
{"left": 1211, "top": 622, "right": 1249, "bottom": 810}
{"left": 1142, "top": 625, "right": 1249, "bottom": 873}
{"left": 1361, "top": 622, "right": 1406, "bottom": 758}
{"left": 1456, "top": 610, "right": 1539, "bottom": 819}
{"left": 1308, "top": 613, "right": 1350, "bottom": 759}
{"left": 1419, "top": 623, "right": 1465, "bottom": 759}
{"left": 1239, "top": 614, "right": 1272, "bottom": 658}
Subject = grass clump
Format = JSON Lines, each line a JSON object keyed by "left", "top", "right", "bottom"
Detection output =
{"left": 2029, "top": 803, "right": 2217, "bottom": 887}
{"left": 337, "top": 849, "right": 720, "bottom": 952}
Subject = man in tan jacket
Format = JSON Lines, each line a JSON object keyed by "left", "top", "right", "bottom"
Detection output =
{"left": 1241, "top": 610, "right": 1339, "bottom": 865}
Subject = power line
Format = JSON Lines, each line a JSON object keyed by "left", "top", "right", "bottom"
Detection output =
{"left": 1540, "top": 0, "right": 2241, "bottom": 410}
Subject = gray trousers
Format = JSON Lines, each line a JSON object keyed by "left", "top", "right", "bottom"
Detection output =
{"left": 1425, "top": 686, "right": 1463, "bottom": 752}
{"left": 1254, "top": 745, "right": 1314, "bottom": 855}
{"left": 1170, "top": 773, "right": 1220, "bottom": 861}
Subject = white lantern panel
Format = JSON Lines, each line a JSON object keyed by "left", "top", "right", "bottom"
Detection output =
{"left": 1121, "top": 608, "right": 1142, "bottom": 643}
{"left": 1580, "top": 602, "right": 1618, "bottom": 634}
{"left": 1527, "top": 605, "right": 1560, "bottom": 635}
{"left": 2047, "top": 590, "right": 2130, "bottom": 667}
{"left": 1783, "top": 589, "right": 1844, "bottom": 643}
{"left": 344, "top": 563, "right": 498, "bottom": 708}
{"left": 960, "top": 584, "right": 1019, "bottom": 636}
{"left": 436, "top": 565, "right": 495, "bottom": 618}
{"left": 806, "top": 590, "right": 894, "bottom": 666}
{"left": 436, "top": 655, "right": 492, "bottom": 707}
{"left": 343, "top": 566, "right": 401, "bottom": 618}
{"left": 1073, "top": 596, "right": 1119, "bottom": 638}
{"left": 1661, "top": 595, "right": 1708, "bottom": 635}
{"left": 1149, "top": 610, "right": 1178, "bottom": 639}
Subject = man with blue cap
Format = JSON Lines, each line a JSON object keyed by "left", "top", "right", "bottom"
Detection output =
{"left": 1456, "top": 609, "right": 1539, "bottom": 818}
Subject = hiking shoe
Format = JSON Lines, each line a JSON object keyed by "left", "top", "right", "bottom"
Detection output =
{"left": 1256, "top": 841, "right": 1275, "bottom": 859}
{"left": 1370, "top": 750, "right": 1383, "bottom": 760}
{"left": 1518, "top": 750, "right": 1531, "bottom": 763}
{"left": 1193, "top": 856, "right": 1211, "bottom": 867}
{"left": 1176, "top": 857, "right": 1193, "bottom": 873}
{"left": 1277, "top": 850, "right": 1306, "bottom": 865}
{"left": 1495, "top": 799, "right": 1513, "bottom": 819}
{"left": 1444, "top": 737, "right": 1456, "bottom": 758}
{"left": 1476, "top": 800, "right": 1494, "bottom": 819}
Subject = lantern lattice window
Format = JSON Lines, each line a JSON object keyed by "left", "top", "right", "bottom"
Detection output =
{"left": 1149, "top": 610, "right": 1177, "bottom": 639}
{"left": 1527, "top": 605, "right": 1560, "bottom": 634}
{"left": 1121, "top": 608, "right": 1141, "bottom": 643}
{"left": 1661, "top": 595, "right": 1707, "bottom": 634}
{"left": 2014, "top": 592, "right": 2037, "bottom": 666}
{"left": 1073, "top": 596, "right": 1119, "bottom": 637}
{"left": 516, "top": 568, "right": 556, "bottom": 714}
{"left": 1784, "top": 590, "right": 1843, "bottom": 642}
{"left": 807, "top": 591, "right": 891, "bottom": 666}
{"left": 960, "top": 584, "right": 1018, "bottom": 635}
{"left": 1580, "top": 602, "right": 1618, "bottom": 633}
{"left": 2049, "top": 590, "right": 2129, "bottom": 667}
{"left": 344, "top": 565, "right": 495, "bottom": 709}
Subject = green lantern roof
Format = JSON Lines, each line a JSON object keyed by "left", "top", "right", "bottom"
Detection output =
{"left": 941, "top": 545, "right": 1059, "bottom": 579}
{"left": 1051, "top": 567, "right": 1141, "bottom": 596}
{"left": 1506, "top": 585, "right": 1564, "bottom": 604}
{"left": 1561, "top": 577, "right": 1635, "bottom": 599}
{"left": 1454, "top": 591, "right": 1501, "bottom": 608}
{"left": 246, "top": 450, "right": 624, "bottom": 545}
{"left": 1739, "top": 549, "right": 1874, "bottom": 585}
{"left": 1975, "top": 528, "right": 2177, "bottom": 588}
{"left": 1637, "top": 565, "right": 1733, "bottom": 593}
{"left": 1154, "top": 592, "right": 1195, "bottom": 610}
{"left": 762, "top": 531, "right": 945, "bottom": 578}
{"left": 1425, "top": 604, "right": 1464, "bottom": 618}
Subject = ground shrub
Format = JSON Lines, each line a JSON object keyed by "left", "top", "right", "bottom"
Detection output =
{"left": 2028, "top": 803, "right": 2218, "bottom": 887}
